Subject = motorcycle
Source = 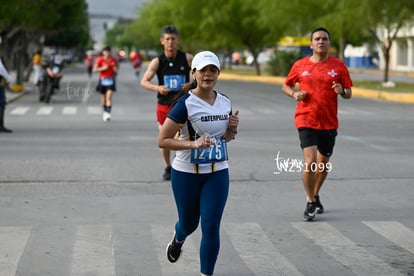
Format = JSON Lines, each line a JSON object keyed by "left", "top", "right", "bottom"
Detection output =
{"left": 39, "top": 56, "right": 64, "bottom": 103}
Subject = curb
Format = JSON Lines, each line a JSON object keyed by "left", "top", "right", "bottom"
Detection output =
{"left": 6, "top": 83, "right": 32, "bottom": 105}
{"left": 219, "top": 73, "right": 414, "bottom": 104}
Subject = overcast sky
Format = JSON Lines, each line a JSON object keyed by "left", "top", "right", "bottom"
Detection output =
{"left": 86, "top": 0, "right": 150, "bottom": 18}
{"left": 86, "top": 0, "right": 151, "bottom": 49}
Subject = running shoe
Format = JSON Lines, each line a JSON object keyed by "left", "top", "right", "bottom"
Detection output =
{"left": 102, "top": 112, "right": 111, "bottom": 122}
{"left": 166, "top": 235, "right": 183, "bottom": 263}
{"left": 314, "top": 195, "right": 324, "bottom": 214}
{"left": 304, "top": 202, "right": 317, "bottom": 221}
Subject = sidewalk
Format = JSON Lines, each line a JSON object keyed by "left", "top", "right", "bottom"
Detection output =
{"left": 5, "top": 69, "right": 35, "bottom": 105}
{"left": 6, "top": 81, "right": 33, "bottom": 104}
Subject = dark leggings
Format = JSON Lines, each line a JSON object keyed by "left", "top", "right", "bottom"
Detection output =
{"left": 171, "top": 168, "right": 229, "bottom": 275}
{"left": 0, "top": 87, "right": 6, "bottom": 108}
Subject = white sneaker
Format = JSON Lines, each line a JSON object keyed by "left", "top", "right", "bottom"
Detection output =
{"left": 102, "top": 112, "right": 110, "bottom": 121}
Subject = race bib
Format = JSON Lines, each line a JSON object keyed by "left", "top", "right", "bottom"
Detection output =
{"left": 164, "top": 75, "right": 185, "bottom": 92}
{"left": 191, "top": 138, "right": 228, "bottom": 164}
{"left": 100, "top": 77, "right": 114, "bottom": 86}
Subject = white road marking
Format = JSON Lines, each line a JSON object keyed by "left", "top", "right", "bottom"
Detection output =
{"left": 70, "top": 224, "right": 116, "bottom": 276}
{"left": 225, "top": 222, "right": 303, "bottom": 276}
{"left": 292, "top": 222, "right": 404, "bottom": 276}
{"left": 36, "top": 106, "right": 54, "bottom": 115}
{"left": 363, "top": 221, "right": 414, "bottom": 254}
{"left": 10, "top": 107, "right": 30, "bottom": 115}
{"left": 62, "top": 106, "right": 77, "bottom": 115}
{"left": 0, "top": 227, "right": 31, "bottom": 276}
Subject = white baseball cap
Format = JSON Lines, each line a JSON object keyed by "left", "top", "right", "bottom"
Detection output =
{"left": 191, "top": 51, "right": 220, "bottom": 71}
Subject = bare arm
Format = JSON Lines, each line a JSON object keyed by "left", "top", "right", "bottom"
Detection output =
{"left": 158, "top": 118, "right": 215, "bottom": 150}
{"left": 93, "top": 61, "right": 108, "bottom": 73}
{"left": 332, "top": 82, "right": 352, "bottom": 99}
{"left": 282, "top": 83, "right": 307, "bottom": 101}
{"left": 140, "top": 58, "right": 169, "bottom": 95}
{"left": 341, "top": 88, "right": 352, "bottom": 99}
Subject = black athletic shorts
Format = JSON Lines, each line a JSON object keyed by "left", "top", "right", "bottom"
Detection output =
{"left": 298, "top": 128, "right": 337, "bottom": 157}
{"left": 96, "top": 77, "right": 116, "bottom": 94}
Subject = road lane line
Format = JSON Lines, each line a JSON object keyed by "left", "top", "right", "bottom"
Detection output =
{"left": 224, "top": 222, "right": 303, "bottom": 276}
{"left": 151, "top": 224, "right": 199, "bottom": 276}
{"left": 363, "top": 221, "right": 414, "bottom": 254}
{"left": 70, "top": 224, "right": 116, "bottom": 276}
{"left": 292, "top": 222, "right": 404, "bottom": 276}
{"left": 0, "top": 226, "right": 31, "bottom": 276}
{"left": 62, "top": 106, "right": 77, "bottom": 115}
{"left": 36, "top": 106, "right": 54, "bottom": 115}
{"left": 87, "top": 106, "right": 101, "bottom": 115}
{"left": 10, "top": 106, "right": 30, "bottom": 115}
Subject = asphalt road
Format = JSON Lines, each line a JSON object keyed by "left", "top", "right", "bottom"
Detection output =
{"left": 1, "top": 63, "right": 413, "bottom": 276}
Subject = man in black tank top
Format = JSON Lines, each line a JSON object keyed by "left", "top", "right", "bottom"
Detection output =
{"left": 141, "top": 25, "right": 193, "bottom": 180}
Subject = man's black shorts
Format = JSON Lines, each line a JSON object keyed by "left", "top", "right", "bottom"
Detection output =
{"left": 298, "top": 128, "right": 337, "bottom": 157}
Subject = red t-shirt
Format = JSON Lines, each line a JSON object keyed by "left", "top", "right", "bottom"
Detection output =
{"left": 284, "top": 56, "right": 353, "bottom": 130}
{"left": 131, "top": 53, "right": 143, "bottom": 67}
{"left": 95, "top": 56, "right": 117, "bottom": 78}
{"left": 85, "top": 56, "right": 93, "bottom": 68}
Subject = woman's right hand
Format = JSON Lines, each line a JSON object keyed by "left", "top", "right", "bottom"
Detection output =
{"left": 194, "top": 134, "right": 215, "bottom": 149}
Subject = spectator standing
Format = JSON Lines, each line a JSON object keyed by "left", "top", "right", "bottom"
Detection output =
{"left": 0, "top": 56, "right": 12, "bottom": 133}
{"left": 32, "top": 50, "right": 42, "bottom": 85}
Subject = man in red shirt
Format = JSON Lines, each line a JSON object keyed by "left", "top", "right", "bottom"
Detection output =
{"left": 84, "top": 52, "right": 94, "bottom": 78}
{"left": 93, "top": 46, "right": 118, "bottom": 121}
{"left": 130, "top": 50, "right": 143, "bottom": 79}
{"left": 282, "top": 27, "right": 352, "bottom": 221}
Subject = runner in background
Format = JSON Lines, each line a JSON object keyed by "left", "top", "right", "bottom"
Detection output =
{"left": 84, "top": 51, "right": 94, "bottom": 78}
{"left": 93, "top": 46, "right": 118, "bottom": 122}
{"left": 130, "top": 50, "right": 143, "bottom": 79}
{"left": 140, "top": 25, "right": 193, "bottom": 180}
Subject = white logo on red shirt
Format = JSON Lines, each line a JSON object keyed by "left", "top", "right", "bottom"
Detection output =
{"left": 328, "top": 69, "right": 338, "bottom": 77}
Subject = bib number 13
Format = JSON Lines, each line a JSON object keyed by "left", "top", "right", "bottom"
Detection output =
{"left": 164, "top": 75, "right": 185, "bottom": 92}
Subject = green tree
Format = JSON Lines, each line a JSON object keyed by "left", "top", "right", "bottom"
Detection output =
{"left": 112, "top": 0, "right": 414, "bottom": 79}
{"left": 43, "top": 0, "right": 90, "bottom": 49}
{"left": 104, "top": 19, "right": 134, "bottom": 51}
{"left": 0, "top": 0, "right": 89, "bottom": 83}
{"left": 361, "top": 0, "right": 414, "bottom": 82}
{"left": 127, "top": 0, "right": 278, "bottom": 75}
